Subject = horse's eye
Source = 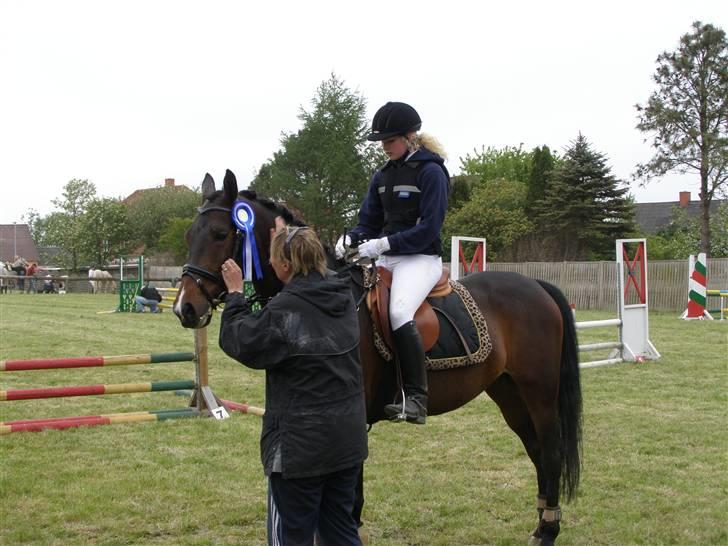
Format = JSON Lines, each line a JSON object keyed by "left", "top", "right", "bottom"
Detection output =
{"left": 212, "top": 230, "right": 228, "bottom": 241}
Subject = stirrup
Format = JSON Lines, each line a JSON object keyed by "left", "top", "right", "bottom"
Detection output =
{"left": 384, "top": 397, "right": 427, "bottom": 424}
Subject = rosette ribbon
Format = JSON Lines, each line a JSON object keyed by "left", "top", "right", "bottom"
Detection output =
{"left": 231, "top": 201, "right": 264, "bottom": 281}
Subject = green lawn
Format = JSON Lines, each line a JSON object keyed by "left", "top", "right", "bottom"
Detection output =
{"left": 1, "top": 293, "right": 726, "bottom": 545}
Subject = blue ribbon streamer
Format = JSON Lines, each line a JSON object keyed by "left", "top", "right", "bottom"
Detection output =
{"left": 231, "top": 202, "right": 264, "bottom": 281}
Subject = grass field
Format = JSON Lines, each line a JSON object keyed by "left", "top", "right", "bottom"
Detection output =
{"left": 1, "top": 293, "right": 726, "bottom": 545}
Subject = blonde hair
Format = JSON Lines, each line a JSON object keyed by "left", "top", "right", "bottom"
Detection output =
{"left": 271, "top": 227, "right": 328, "bottom": 277}
{"left": 406, "top": 132, "right": 447, "bottom": 159}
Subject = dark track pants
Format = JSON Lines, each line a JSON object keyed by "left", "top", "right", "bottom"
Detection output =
{"left": 267, "top": 466, "right": 362, "bottom": 546}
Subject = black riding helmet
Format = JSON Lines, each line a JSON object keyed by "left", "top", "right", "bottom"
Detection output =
{"left": 367, "top": 102, "right": 422, "bottom": 141}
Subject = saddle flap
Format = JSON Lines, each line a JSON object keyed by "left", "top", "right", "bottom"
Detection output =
{"left": 367, "top": 266, "right": 439, "bottom": 352}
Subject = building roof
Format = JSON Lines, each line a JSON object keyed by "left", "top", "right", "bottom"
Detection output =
{"left": 0, "top": 224, "right": 40, "bottom": 263}
{"left": 635, "top": 194, "right": 726, "bottom": 235}
{"left": 122, "top": 178, "right": 194, "bottom": 207}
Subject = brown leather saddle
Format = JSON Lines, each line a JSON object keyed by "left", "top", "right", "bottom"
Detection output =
{"left": 366, "top": 266, "right": 452, "bottom": 352}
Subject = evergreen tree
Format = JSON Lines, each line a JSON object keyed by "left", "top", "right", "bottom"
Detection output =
{"left": 635, "top": 21, "right": 728, "bottom": 255}
{"left": 534, "top": 134, "right": 635, "bottom": 260}
{"left": 526, "top": 145, "right": 556, "bottom": 212}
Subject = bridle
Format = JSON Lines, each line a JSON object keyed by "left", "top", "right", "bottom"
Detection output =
{"left": 182, "top": 203, "right": 275, "bottom": 310}
{"left": 181, "top": 204, "right": 237, "bottom": 310}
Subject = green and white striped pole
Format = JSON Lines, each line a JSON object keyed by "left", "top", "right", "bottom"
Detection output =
{"left": 681, "top": 253, "right": 712, "bottom": 320}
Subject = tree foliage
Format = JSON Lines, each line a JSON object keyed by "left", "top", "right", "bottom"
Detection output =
{"left": 635, "top": 21, "right": 728, "bottom": 255}
{"left": 443, "top": 178, "right": 533, "bottom": 261}
{"left": 125, "top": 186, "right": 200, "bottom": 251}
{"left": 77, "top": 198, "right": 134, "bottom": 267}
{"left": 157, "top": 217, "right": 195, "bottom": 263}
{"left": 533, "top": 134, "right": 635, "bottom": 260}
{"left": 249, "top": 74, "right": 386, "bottom": 246}
{"left": 459, "top": 145, "right": 532, "bottom": 185}
{"left": 43, "top": 179, "right": 98, "bottom": 270}
{"left": 647, "top": 202, "right": 728, "bottom": 259}
{"left": 526, "top": 146, "right": 557, "bottom": 212}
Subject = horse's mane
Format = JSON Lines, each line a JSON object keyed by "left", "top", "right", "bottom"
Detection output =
{"left": 239, "top": 190, "right": 307, "bottom": 227}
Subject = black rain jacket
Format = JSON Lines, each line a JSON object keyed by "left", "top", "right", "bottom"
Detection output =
{"left": 219, "top": 271, "right": 368, "bottom": 479}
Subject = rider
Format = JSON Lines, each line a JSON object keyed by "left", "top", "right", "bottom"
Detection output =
{"left": 337, "top": 101, "right": 450, "bottom": 425}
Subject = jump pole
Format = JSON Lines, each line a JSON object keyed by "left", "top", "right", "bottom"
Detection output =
{"left": 0, "top": 328, "right": 239, "bottom": 434}
{"left": 577, "top": 239, "right": 660, "bottom": 369}
{"left": 706, "top": 289, "right": 728, "bottom": 321}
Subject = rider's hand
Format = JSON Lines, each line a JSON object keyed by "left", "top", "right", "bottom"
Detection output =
{"left": 335, "top": 235, "right": 352, "bottom": 259}
{"left": 357, "top": 237, "right": 390, "bottom": 259}
{"left": 221, "top": 259, "right": 244, "bottom": 294}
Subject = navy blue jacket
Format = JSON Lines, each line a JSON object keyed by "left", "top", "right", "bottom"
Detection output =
{"left": 219, "top": 272, "right": 368, "bottom": 479}
{"left": 350, "top": 147, "right": 449, "bottom": 256}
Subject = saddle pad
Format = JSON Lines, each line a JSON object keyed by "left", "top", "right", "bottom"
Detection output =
{"left": 371, "top": 280, "right": 493, "bottom": 371}
{"left": 425, "top": 280, "right": 492, "bottom": 370}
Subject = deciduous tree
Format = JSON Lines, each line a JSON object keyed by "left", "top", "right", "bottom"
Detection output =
{"left": 443, "top": 178, "right": 533, "bottom": 261}
{"left": 125, "top": 185, "right": 200, "bottom": 251}
{"left": 46, "top": 179, "right": 97, "bottom": 270}
{"left": 78, "top": 198, "right": 133, "bottom": 267}
{"left": 249, "top": 74, "right": 385, "bottom": 246}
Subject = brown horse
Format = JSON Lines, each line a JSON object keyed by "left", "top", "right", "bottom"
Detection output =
{"left": 174, "top": 170, "right": 582, "bottom": 545}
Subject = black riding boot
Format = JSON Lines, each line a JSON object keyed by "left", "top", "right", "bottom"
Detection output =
{"left": 383, "top": 320, "right": 428, "bottom": 424}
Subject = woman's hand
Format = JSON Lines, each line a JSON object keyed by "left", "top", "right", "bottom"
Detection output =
{"left": 269, "top": 215, "right": 288, "bottom": 241}
{"left": 221, "top": 259, "right": 244, "bottom": 293}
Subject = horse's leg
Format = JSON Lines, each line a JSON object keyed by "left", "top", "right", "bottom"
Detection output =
{"left": 516, "top": 380, "right": 563, "bottom": 546}
{"left": 485, "top": 375, "right": 548, "bottom": 531}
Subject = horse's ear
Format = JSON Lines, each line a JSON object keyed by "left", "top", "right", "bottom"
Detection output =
{"left": 223, "top": 169, "right": 239, "bottom": 204}
{"left": 201, "top": 173, "right": 216, "bottom": 202}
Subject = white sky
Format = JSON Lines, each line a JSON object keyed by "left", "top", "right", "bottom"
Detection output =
{"left": 1, "top": 0, "right": 726, "bottom": 223}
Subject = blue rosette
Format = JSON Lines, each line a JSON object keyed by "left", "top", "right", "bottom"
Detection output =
{"left": 231, "top": 201, "right": 264, "bottom": 281}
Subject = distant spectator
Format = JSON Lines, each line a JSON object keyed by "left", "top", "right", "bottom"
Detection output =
{"left": 25, "top": 262, "right": 38, "bottom": 293}
{"left": 134, "top": 283, "right": 163, "bottom": 313}
{"left": 11, "top": 256, "right": 27, "bottom": 291}
{"left": 42, "top": 275, "right": 57, "bottom": 294}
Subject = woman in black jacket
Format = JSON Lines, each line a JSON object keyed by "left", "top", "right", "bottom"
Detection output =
{"left": 220, "top": 225, "right": 367, "bottom": 546}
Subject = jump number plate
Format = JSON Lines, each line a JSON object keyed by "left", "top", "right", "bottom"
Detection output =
{"left": 211, "top": 406, "right": 230, "bottom": 420}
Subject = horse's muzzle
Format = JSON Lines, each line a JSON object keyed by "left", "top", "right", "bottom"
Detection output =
{"left": 176, "top": 301, "right": 213, "bottom": 329}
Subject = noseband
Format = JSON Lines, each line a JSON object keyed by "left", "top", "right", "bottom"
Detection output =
{"left": 181, "top": 205, "right": 235, "bottom": 309}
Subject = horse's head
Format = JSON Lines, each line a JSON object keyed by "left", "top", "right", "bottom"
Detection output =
{"left": 173, "top": 169, "right": 285, "bottom": 328}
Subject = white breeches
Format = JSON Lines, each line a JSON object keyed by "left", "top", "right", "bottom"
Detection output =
{"left": 378, "top": 254, "right": 443, "bottom": 330}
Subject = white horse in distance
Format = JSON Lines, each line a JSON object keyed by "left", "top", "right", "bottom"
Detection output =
{"left": 88, "top": 268, "right": 116, "bottom": 294}
{"left": 0, "top": 261, "right": 17, "bottom": 293}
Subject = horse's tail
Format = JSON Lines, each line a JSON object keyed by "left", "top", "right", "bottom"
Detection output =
{"left": 537, "top": 279, "right": 582, "bottom": 502}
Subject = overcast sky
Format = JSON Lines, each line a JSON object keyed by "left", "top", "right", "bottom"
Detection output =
{"left": 1, "top": 0, "right": 726, "bottom": 223}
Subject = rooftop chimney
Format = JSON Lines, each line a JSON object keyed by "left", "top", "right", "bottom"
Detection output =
{"left": 164, "top": 178, "right": 175, "bottom": 187}
{"left": 679, "top": 191, "right": 690, "bottom": 208}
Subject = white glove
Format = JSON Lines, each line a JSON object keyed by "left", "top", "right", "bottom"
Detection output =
{"left": 357, "top": 237, "right": 391, "bottom": 259}
{"left": 335, "top": 235, "right": 352, "bottom": 259}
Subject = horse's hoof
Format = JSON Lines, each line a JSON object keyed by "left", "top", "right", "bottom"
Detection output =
{"left": 530, "top": 524, "right": 558, "bottom": 545}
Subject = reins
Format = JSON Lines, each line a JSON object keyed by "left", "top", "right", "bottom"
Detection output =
{"left": 334, "top": 258, "right": 377, "bottom": 311}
